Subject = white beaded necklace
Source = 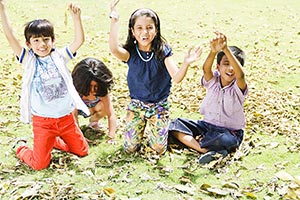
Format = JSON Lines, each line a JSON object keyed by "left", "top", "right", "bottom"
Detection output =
{"left": 136, "top": 45, "right": 154, "bottom": 62}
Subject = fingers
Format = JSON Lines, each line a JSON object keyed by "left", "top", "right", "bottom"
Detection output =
{"left": 187, "top": 47, "right": 192, "bottom": 55}
{"left": 106, "top": 138, "right": 116, "bottom": 144}
{"left": 110, "top": 0, "right": 120, "bottom": 11}
{"left": 68, "top": 2, "right": 81, "bottom": 14}
{"left": 196, "top": 45, "right": 203, "bottom": 55}
{"left": 214, "top": 31, "right": 226, "bottom": 42}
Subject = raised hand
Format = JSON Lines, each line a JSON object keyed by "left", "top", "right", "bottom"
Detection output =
{"left": 184, "top": 46, "right": 203, "bottom": 65}
{"left": 68, "top": 2, "right": 81, "bottom": 18}
{"left": 210, "top": 31, "right": 227, "bottom": 53}
{"left": 110, "top": 0, "right": 120, "bottom": 12}
{"left": 0, "top": 0, "right": 6, "bottom": 11}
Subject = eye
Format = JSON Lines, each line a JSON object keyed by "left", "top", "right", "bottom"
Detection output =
{"left": 222, "top": 61, "right": 230, "bottom": 66}
{"left": 147, "top": 26, "right": 154, "bottom": 30}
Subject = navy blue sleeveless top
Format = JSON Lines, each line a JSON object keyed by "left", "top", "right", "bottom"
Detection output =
{"left": 126, "top": 45, "right": 173, "bottom": 103}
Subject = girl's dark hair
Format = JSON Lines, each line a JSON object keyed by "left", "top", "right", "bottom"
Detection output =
{"left": 123, "top": 8, "right": 167, "bottom": 60}
{"left": 72, "top": 57, "right": 114, "bottom": 97}
{"left": 217, "top": 46, "right": 246, "bottom": 66}
{"left": 24, "top": 19, "right": 55, "bottom": 42}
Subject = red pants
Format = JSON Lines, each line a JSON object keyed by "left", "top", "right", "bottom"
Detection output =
{"left": 16, "top": 113, "right": 89, "bottom": 170}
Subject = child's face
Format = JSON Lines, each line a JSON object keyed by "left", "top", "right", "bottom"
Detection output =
{"left": 131, "top": 15, "right": 157, "bottom": 51}
{"left": 89, "top": 80, "right": 98, "bottom": 96}
{"left": 217, "top": 55, "right": 236, "bottom": 87}
{"left": 26, "top": 36, "right": 54, "bottom": 57}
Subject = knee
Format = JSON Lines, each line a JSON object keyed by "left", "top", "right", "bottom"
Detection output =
{"left": 76, "top": 148, "right": 89, "bottom": 157}
{"left": 31, "top": 160, "right": 51, "bottom": 170}
{"left": 219, "top": 134, "right": 239, "bottom": 151}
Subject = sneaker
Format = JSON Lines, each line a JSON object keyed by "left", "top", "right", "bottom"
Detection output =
{"left": 198, "top": 150, "right": 228, "bottom": 165}
{"left": 12, "top": 138, "right": 27, "bottom": 151}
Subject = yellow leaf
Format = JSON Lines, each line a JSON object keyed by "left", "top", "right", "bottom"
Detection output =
{"left": 243, "top": 191, "right": 257, "bottom": 199}
{"left": 103, "top": 187, "right": 116, "bottom": 197}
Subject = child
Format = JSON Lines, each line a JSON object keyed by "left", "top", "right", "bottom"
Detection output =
{"left": 72, "top": 57, "right": 117, "bottom": 144}
{"left": 0, "top": 0, "right": 89, "bottom": 170}
{"left": 168, "top": 32, "right": 248, "bottom": 164}
{"left": 109, "top": 0, "right": 203, "bottom": 154}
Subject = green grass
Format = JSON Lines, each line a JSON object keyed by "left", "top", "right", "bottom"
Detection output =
{"left": 0, "top": 0, "right": 300, "bottom": 199}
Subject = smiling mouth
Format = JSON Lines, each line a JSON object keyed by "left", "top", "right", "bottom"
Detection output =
{"left": 226, "top": 72, "right": 234, "bottom": 76}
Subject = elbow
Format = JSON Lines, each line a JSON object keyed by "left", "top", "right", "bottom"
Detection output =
{"left": 110, "top": 48, "right": 118, "bottom": 55}
{"left": 81, "top": 36, "right": 85, "bottom": 45}
{"left": 172, "top": 78, "right": 182, "bottom": 84}
{"left": 109, "top": 44, "right": 118, "bottom": 55}
{"left": 79, "top": 35, "right": 85, "bottom": 46}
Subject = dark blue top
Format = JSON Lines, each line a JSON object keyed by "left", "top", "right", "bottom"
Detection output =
{"left": 126, "top": 45, "right": 173, "bottom": 103}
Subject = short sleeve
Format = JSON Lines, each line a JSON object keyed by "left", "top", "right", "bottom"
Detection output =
{"left": 201, "top": 71, "right": 219, "bottom": 88}
{"left": 164, "top": 44, "right": 173, "bottom": 58}
{"left": 17, "top": 48, "right": 27, "bottom": 64}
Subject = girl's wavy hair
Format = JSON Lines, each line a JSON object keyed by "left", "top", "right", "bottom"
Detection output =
{"left": 72, "top": 57, "right": 114, "bottom": 97}
{"left": 123, "top": 8, "right": 167, "bottom": 60}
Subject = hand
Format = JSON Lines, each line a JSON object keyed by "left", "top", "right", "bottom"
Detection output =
{"left": 110, "top": 0, "right": 120, "bottom": 12}
{"left": 210, "top": 31, "right": 227, "bottom": 53}
{"left": 68, "top": 2, "right": 81, "bottom": 18}
{"left": 183, "top": 45, "right": 203, "bottom": 65}
{"left": 0, "top": 0, "right": 6, "bottom": 11}
{"left": 106, "top": 138, "right": 116, "bottom": 144}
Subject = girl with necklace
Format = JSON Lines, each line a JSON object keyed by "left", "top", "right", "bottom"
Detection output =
{"left": 109, "top": 0, "right": 203, "bottom": 154}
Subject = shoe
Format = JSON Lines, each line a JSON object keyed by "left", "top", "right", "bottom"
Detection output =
{"left": 199, "top": 150, "right": 228, "bottom": 165}
{"left": 12, "top": 138, "right": 27, "bottom": 151}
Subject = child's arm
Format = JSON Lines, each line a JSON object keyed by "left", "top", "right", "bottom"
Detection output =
{"left": 72, "top": 109, "right": 80, "bottom": 126}
{"left": 68, "top": 3, "right": 84, "bottom": 54}
{"left": 0, "top": 0, "right": 22, "bottom": 56}
{"left": 108, "top": 0, "right": 130, "bottom": 62}
{"left": 202, "top": 33, "right": 225, "bottom": 82}
{"left": 220, "top": 33, "right": 247, "bottom": 91}
{"left": 165, "top": 46, "right": 203, "bottom": 83}
{"left": 223, "top": 46, "right": 246, "bottom": 90}
{"left": 102, "top": 94, "right": 117, "bottom": 144}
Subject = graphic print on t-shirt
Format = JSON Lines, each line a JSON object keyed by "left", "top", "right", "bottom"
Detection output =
{"left": 32, "top": 56, "right": 68, "bottom": 102}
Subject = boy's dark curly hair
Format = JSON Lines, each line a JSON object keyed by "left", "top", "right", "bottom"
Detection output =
{"left": 72, "top": 57, "right": 114, "bottom": 97}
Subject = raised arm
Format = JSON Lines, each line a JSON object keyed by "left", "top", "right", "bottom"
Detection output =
{"left": 0, "top": 0, "right": 22, "bottom": 56}
{"left": 165, "top": 46, "right": 203, "bottom": 83}
{"left": 202, "top": 33, "right": 226, "bottom": 82}
{"left": 222, "top": 44, "right": 247, "bottom": 91}
{"left": 68, "top": 2, "right": 84, "bottom": 54}
{"left": 109, "top": 0, "right": 129, "bottom": 62}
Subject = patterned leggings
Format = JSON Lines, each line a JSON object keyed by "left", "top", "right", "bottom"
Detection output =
{"left": 124, "top": 99, "right": 169, "bottom": 154}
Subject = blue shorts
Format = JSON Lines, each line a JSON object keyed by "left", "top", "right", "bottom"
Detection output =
{"left": 168, "top": 118, "right": 244, "bottom": 152}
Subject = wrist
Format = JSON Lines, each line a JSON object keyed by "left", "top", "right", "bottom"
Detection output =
{"left": 210, "top": 50, "right": 218, "bottom": 54}
{"left": 109, "top": 10, "right": 119, "bottom": 20}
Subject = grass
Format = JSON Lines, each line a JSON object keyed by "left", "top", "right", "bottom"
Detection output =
{"left": 0, "top": 0, "right": 300, "bottom": 199}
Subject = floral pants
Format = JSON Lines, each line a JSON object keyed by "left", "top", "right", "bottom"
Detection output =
{"left": 124, "top": 99, "right": 169, "bottom": 154}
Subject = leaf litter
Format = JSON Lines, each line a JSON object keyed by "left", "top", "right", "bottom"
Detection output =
{"left": 0, "top": 1, "right": 300, "bottom": 199}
